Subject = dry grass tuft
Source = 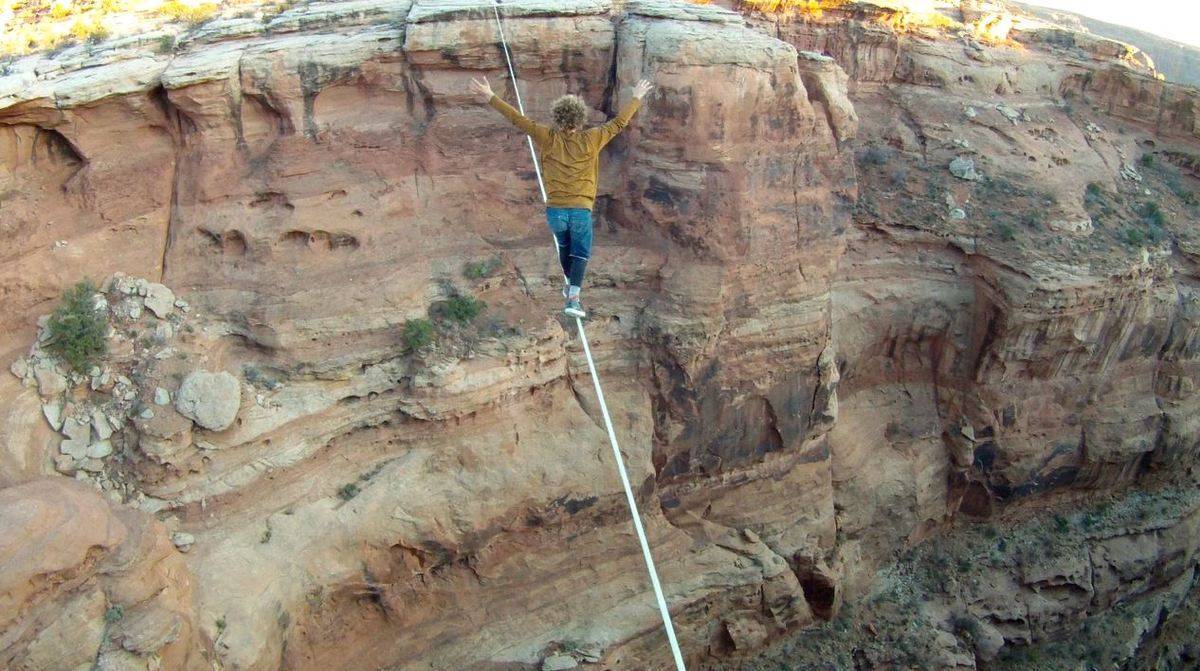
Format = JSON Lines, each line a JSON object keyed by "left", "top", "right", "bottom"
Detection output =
{"left": 0, "top": 0, "right": 288, "bottom": 56}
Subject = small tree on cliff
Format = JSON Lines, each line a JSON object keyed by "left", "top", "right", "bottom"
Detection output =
{"left": 44, "top": 280, "right": 108, "bottom": 373}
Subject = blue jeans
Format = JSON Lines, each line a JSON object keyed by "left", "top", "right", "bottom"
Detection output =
{"left": 546, "top": 207, "right": 592, "bottom": 289}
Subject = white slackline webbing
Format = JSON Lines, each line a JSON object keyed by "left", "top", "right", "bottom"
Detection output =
{"left": 489, "top": 3, "right": 687, "bottom": 669}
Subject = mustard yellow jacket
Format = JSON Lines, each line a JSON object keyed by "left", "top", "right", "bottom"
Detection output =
{"left": 489, "top": 95, "right": 642, "bottom": 209}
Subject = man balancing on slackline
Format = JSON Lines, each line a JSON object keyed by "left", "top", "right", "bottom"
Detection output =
{"left": 470, "top": 76, "right": 654, "bottom": 319}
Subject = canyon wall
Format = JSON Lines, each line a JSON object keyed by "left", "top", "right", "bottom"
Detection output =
{"left": 2, "top": 0, "right": 1200, "bottom": 669}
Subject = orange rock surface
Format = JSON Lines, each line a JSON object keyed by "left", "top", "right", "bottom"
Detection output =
{"left": 1, "top": 0, "right": 1199, "bottom": 669}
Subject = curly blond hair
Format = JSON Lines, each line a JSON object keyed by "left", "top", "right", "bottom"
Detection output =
{"left": 551, "top": 95, "right": 588, "bottom": 131}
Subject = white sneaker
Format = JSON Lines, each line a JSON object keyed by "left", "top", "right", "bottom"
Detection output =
{"left": 564, "top": 297, "right": 586, "bottom": 318}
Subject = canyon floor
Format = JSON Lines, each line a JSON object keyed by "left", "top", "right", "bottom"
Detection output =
{"left": 2, "top": 0, "right": 1200, "bottom": 670}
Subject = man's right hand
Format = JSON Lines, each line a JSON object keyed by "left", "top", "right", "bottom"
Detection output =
{"left": 470, "top": 77, "right": 494, "bottom": 102}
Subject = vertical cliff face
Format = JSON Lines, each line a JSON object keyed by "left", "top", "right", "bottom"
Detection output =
{"left": 2, "top": 0, "right": 1200, "bottom": 669}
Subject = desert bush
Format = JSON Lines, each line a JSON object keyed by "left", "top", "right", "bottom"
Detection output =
{"left": 1161, "top": 172, "right": 1199, "bottom": 206}
{"left": 45, "top": 280, "right": 108, "bottom": 373}
{"left": 996, "top": 222, "right": 1016, "bottom": 241}
{"left": 738, "top": 0, "right": 846, "bottom": 16}
{"left": 858, "top": 144, "right": 893, "bottom": 167}
{"left": 402, "top": 318, "right": 434, "bottom": 351}
{"left": 1121, "top": 226, "right": 1146, "bottom": 247}
{"left": 432, "top": 294, "right": 485, "bottom": 324}
{"left": 337, "top": 483, "right": 360, "bottom": 501}
{"left": 157, "top": 0, "right": 219, "bottom": 26}
{"left": 70, "top": 17, "right": 109, "bottom": 44}
{"left": 463, "top": 255, "right": 502, "bottom": 279}
{"left": 1140, "top": 201, "right": 1167, "bottom": 228}
{"left": 242, "top": 364, "right": 284, "bottom": 389}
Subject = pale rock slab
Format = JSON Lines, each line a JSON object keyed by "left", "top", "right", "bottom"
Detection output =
{"left": 541, "top": 654, "right": 578, "bottom": 670}
{"left": 86, "top": 440, "right": 113, "bottom": 459}
{"left": 144, "top": 283, "right": 175, "bottom": 319}
{"left": 34, "top": 362, "right": 68, "bottom": 397}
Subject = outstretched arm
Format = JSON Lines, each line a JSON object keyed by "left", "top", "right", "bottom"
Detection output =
{"left": 592, "top": 78, "right": 654, "bottom": 148}
{"left": 471, "top": 76, "right": 550, "bottom": 145}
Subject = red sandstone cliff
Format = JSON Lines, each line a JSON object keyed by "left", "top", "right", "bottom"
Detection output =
{"left": 1, "top": 0, "right": 1199, "bottom": 669}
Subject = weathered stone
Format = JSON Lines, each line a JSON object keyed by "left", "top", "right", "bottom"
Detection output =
{"left": 80, "top": 457, "right": 105, "bottom": 472}
{"left": 96, "top": 649, "right": 149, "bottom": 671}
{"left": 86, "top": 440, "right": 113, "bottom": 459}
{"left": 42, "top": 401, "right": 64, "bottom": 431}
{"left": 972, "top": 619, "right": 1006, "bottom": 661}
{"left": 154, "top": 387, "right": 171, "bottom": 405}
{"left": 10, "top": 357, "right": 29, "bottom": 379}
{"left": 59, "top": 418, "right": 91, "bottom": 459}
{"left": 144, "top": 283, "right": 175, "bottom": 319}
{"left": 53, "top": 454, "right": 77, "bottom": 474}
{"left": 541, "top": 654, "right": 578, "bottom": 671}
{"left": 949, "top": 156, "right": 982, "bottom": 180}
{"left": 134, "top": 407, "right": 194, "bottom": 463}
{"left": 34, "top": 363, "right": 68, "bottom": 397}
{"left": 995, "top": 103, "right": 1022, "bottom": 123}
{"left": 114, "top": 604, "right": 183, "bottom": 654}
{"left": 170, "top": 532, "right": 195, "bottom": 552}
{"left": 0, "top": 480, "right": 198, "bottom": 668}
{"left": 175, "top": 371, "right": 240, "bottom": 431}
{"left": 92, "top": 409, "right": 113, "bottom": 440}
{"left": 155, "top": 322, "right": 174, "bottom": 341}
{"left": 19, "top": 587, "right": 107, "bottom": 670}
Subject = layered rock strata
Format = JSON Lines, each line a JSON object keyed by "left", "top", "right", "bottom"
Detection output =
{"left": 1, "top": 0, "right": 1199, "bottom": 669}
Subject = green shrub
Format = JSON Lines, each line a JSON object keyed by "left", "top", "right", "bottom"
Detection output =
{"left": 1122, "top": 227, "right": 1146, "bottom": 246}
{"left": 996, "top": 222, "right": 1016, "bottom": 241}
{"left": 104, "top": 605, "right": 124, "bottom": 623}
{"left": 156, "top": 34, "right": 176, "bottom": 53}
{"left": 402, "top": 318, "right": 434, "bottom": 351}
{"left": 44, "top": 280, "right": 108, "bottom": 373}
{"left": 859, "top": 144, "right": 893, "bottom": 167}
{"left": 1140, "top": 201, "right": 1167, "bottom": 228}
{"left": 1022, "top": 210, "right": 1045, "bottom": 229}
{"left": 337, "top": 483, "right": 360, "bottom": 501}
{"left": 1140, "top": 153, "right": 1155, "bottom": 168}
{"left": 463, "top": 256, "right": 501, "bottom": 279}
{"left": 242, "top": 364, "right": 283, "bottom": 389}
{"left": 433, "top": 294, "right": 485, "bottom": 324}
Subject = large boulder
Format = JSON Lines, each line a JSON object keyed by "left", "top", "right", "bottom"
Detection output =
{"left": 143, "top": 283, "right": 175, "bottom": 319}
{"left": 174, "top": 370, "right": 240, "bottom": 431}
